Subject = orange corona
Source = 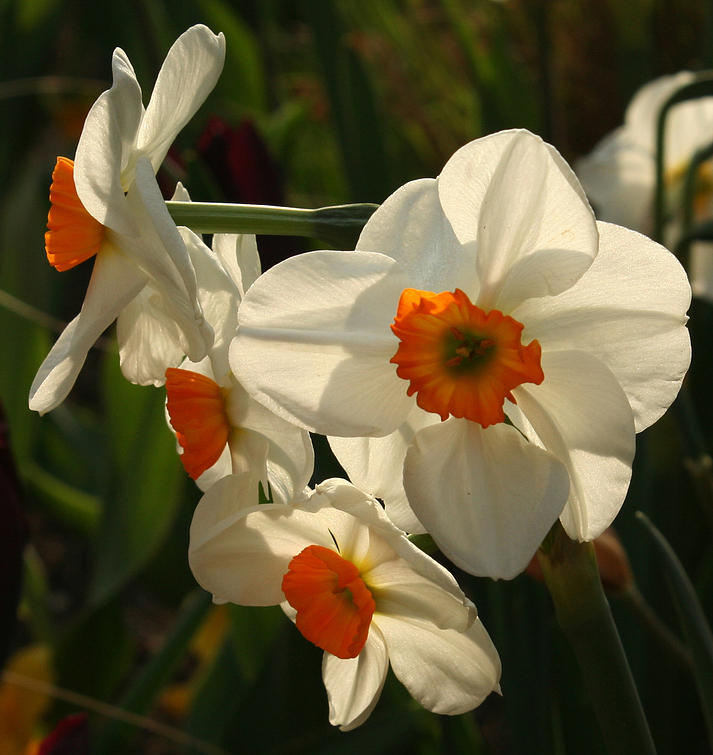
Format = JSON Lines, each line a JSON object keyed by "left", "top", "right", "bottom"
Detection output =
{"left": 165, "top": 368, "right": 231, "bottom": 480}
{"left": 45, "top": 157, "right": 105, "bottom": 271}
{"left": 282, "top": 545, "right": 375, "bottom": 659}
{"left": 390, "top": 288, "right": 543, "bottom": 428}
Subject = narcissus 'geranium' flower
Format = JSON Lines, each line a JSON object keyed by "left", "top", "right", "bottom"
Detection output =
{"left": 30, "top": 25, "right": 225, "bottom": 414}
{"left": 188, "top": 473, "right": 501, "bottom": 730}
{"left": 576, "top": 72, "right": 713, "bottom": 300}
{"left": 161, "top": 207, "right": 313, "bottom": 500}
{"left": 230, "top": 129, "right": 691, "bottom": 579}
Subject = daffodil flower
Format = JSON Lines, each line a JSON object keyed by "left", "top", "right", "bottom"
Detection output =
{"left": 30, "top": 25, "right": 226, "bottom": 414}
{"left": 160, "top": 201, "right": 313, "bottom": 501}
{"left": 230, "top": 129, "right": 691, "bottom": 579}
{"left": 188, "top": 473, "right": 501, "bottom": 731}
{"left": 576, "top": 72, "right": 713, "bottom": 299}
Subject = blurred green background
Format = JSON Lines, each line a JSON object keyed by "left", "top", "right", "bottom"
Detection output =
{"left": 1, "top": 0, "right": 713, "bottom": 752}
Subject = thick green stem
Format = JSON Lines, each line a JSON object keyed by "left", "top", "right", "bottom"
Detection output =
{"left": 166, "top": 201, "right": 378, "bottom": 250}
{"left": 538, "top": 522, "right": 656, "bottom": 755}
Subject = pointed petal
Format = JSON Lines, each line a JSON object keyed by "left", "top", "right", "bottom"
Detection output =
{"left": 514, "top": 222, "right": 691, "bottom": 432}
{"left": 212, "top": 233, "right": 261, "bottom": 297}
{"left": 29, "top": 243, "right": 147, "bottom": 414}
{"left": 356, "top": 178, "right": 477, "bottom": 296}
{"left": 403, "top": 419, "right": 569, "bottom": 579}
{"left": 137, "top": 25, "right": 225, "bottom": 170}
{"left": 188, "top": 475, "right": 334, "bottom": 606}
{"left": 377, "top": 614, "right": 500, "bottom": 714}
{"left": 231, "top": 250, "right": 414, "bottom": 436}
{"left": 328, "top": 405, "right": 438, "bottom": 533}
{"left": 322, "top": 624, "right": 389, "bottom": 731}
{"left": 441, "top": 130, "right": 598, "bottom": 311}
{"left": 73, "top": 48, "right": 143, "bottom": 236}
{"left": 513, "top": 350, "right": 636, "bottom": 542}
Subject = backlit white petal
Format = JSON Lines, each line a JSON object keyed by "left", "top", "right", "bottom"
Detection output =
{"left": 513, "top": 350, "right": 636, "bottom": 542}
{"left": 231, "top": 250, "right": 413, "bottom": 436}
{"left": 323, "top": 625, "right": 389, "bottom": 732}
{"left": 515, "top": 222, "right": 691, "bottom": 432}
{"left": 404, "top": 419, "right": 569, "bottom": 579}
{"left": 29, "top": 243, "right": 147, "bottom": 414}
{"left": 377, "top": 613, "right": 501, "bottom": 715}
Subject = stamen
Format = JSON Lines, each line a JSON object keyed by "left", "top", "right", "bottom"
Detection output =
{"left": 391, "top": 288, "right": 544, "bottom": 427}
{"left": 45, "top": 157, "right": 105, "bottom": 271}
{"left": 282, "top": 545, "right": 375, "bottom": 659}
{"left": 165, "top": 368, "right": 231, "bottom": 480}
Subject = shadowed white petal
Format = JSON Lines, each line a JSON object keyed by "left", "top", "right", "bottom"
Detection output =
{"left": 513, "top": 350, "right": 636, "bottom": 542}
{"left": 212, "top": 233, "right": 261, "bottom": 297}
{"left": 376, "top": 613, "right": 501, "bottom": 715}
{"left": 231, "top": 250, "right": 414, "bottom": 436}
{"left": 116, "top": 284, "right": 184, "bottom": 385}
{"left": 323, "top": 624, "right": 389, "bottom": 732}
{"left": 189, "top": 480, "right": 334, "bottom": 606}
{"left": 404, "top": 419, "right": 569, "bottom": 579}
{"left": 515, "top": 222, "right": 691, "bottom": 432}
{"left": 356, "top": 178, "right": 477, "bottom": 296}
{"left": 29, "top": 243, "right": 147, "bottom": 414}
{"left": 137, "top": 25, "right": 226, "bottom": 170}
{"left": 74, "top": 48, "right": 143, "bottom": 236}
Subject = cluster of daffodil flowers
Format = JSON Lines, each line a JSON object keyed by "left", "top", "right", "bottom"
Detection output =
{"left": 31, "top": 25, "right": 694, "bottom": 734}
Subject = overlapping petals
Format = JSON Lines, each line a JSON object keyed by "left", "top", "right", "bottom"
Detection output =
{"left": 231, "top": 129, "right": 691, "bottom": 578}
{"left": 189, "top": 474, "right": 501, "bottom": 730}
{"left": 30, "top": 26, "right": 225, "bottom": 414}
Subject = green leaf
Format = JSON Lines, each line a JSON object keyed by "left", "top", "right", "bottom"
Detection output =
{"left": 636, "top": 511, "right": 713, "bottom": 745}
{"left": 88, "top": 359, "right": 185, "bottom": 606}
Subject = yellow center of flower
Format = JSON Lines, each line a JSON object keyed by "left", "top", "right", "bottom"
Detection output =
{"left": 45, "top": 157, "right": 105, "bottom": 272}
{"left": 390, "top": 288, "right": 544, "bottom": 428}
{"left": 281, "top": 545, "right": 375, "bottom": 659}
{"left": 165, "top": 368, "right": 231, "bottom": 480}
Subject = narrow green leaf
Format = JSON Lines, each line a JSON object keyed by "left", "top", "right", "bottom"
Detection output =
{"left": 636, "top": 511, "right": 713, "bottom": 744}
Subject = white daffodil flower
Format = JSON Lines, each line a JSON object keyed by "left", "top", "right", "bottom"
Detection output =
{"left": 230, "top": 129, "right": 691, "bottom": 580}
{"left": 576, "top": 72, "right": 713, "bottom": 299}
{"left": 159, "top": 204, "right": 313, "bottom": 502}
{"left": 30, "top": 25, "right": 226, "bottom": 414}
{"left": 188, "top": 473, "right": 501, "bottom": 731}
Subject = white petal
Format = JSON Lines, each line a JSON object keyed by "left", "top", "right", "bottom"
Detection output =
{"left": 403, "top": 419, "right": 569, "bottom": 579}
{"left": 73, "top": 48, "right": 143, "bottom": 236}
{"left": 225, "top": 379, "right": 314, "bottom": 505}
{"left": 231, "top": 250, "right": 414, "bottom": 436}
{"left": 29, "top": 243, "right": 147, "bottom": 414}
{"left": 449, "top": 131, "right": 597, "bottom": 311}
{"left": 323, "top": 624, "right": 389, "bottom": 731}
{"left": 137, "top": 25, "right": 226, "bottom": 170}
{"left": 188, "top": 477, "right": 334, "bottom": 606}
{"left": 515, "top": 222, "right": 691, "bottom": 432}
{"left": 113, "top": 159, "right": 212, "bottom": 364}
{"left": 116, "top": 284, "right": 184, "bottom": 385}
{"left": 356, "top": 178, "right": 478, "bottom": 296}
{"left": 328, "top": 405, "right": 438, "bottom": 533}
{"left": 376, "top": 613, "right": 501, "bottom": 715}
{"left": 513, "top": 350, "right": 636, "bottom": 542}
{"left": 212, "top": 233, "right": 261, "bottom": 297}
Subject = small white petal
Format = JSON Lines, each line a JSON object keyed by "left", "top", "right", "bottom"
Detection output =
{"left": 29, "top": 243, "right": 147, "bottom": 414}
{"left": 404, "top": 419, "right": 569, "bottom": 579}
{"left": 74, "top": 48, "right": 143, "bottom": 236}
{"left": 513, "top": 350, "right": 636, "bottom": 542}
{"left": 328, "top": 404, "right": 438, "bottom": 533}
{"left": 323, "top": 625, "right": 389, "bottom": 731}
{"left": 231, "top": 250, "right": 414, "bottom": 436}
{"left": 137, "top": 25, "right": 226, "bottom": 171}
{"left": 212, "top": 233, "right": 261, "bottom": 297}
{"left": 376, "top": 614, "right": 501, "bottom": 715}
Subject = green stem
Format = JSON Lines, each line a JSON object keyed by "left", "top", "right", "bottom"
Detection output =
{"left": 538, "top": 522, "right": 656, "bottom": 755}
{"left": 166, "top": 201, "right": 378, "bottom": 250}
